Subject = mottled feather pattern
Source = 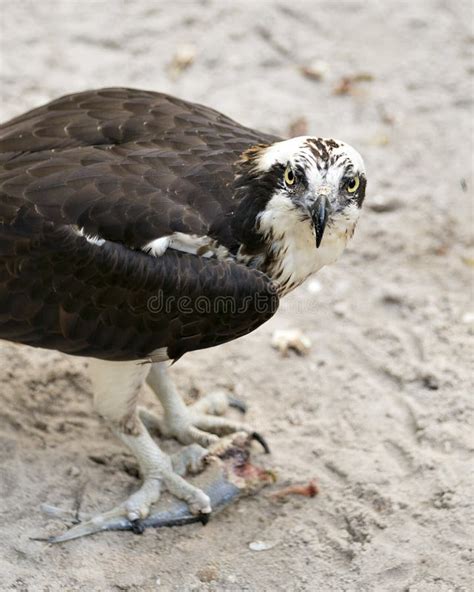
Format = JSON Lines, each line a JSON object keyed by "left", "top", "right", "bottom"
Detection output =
{"left": 0, "top": 217, "right": 278, "bottom": 361}
{"left": 0, "top": 88, "right": 280, "bottom": 361}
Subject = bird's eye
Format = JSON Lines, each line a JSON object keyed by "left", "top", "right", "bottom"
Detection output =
{"left": 346, "top": 176, "right": 360, "bottom": 193}
{"left": 284, "top": 166, "right": 295, "bottom": 187}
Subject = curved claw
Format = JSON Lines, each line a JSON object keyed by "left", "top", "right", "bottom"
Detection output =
{"left": 131, "top": 519, "right": 146, "bottom": 535}
{"left": 228, "top": 396, "right": 248, "bottom": 414}
{"left": 251, "top": 431, "right": 271, "bottom": 454}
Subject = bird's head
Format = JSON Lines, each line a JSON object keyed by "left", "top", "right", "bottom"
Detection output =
{"left": 234, "top": 136, "right": 366, "bottom": 252}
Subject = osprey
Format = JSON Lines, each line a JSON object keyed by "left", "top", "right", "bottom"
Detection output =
{"left": 0, "top": 88, "right": 366, "bottom": 539}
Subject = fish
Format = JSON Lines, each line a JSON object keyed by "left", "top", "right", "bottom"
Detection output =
{"left": 36, "top": 432, "right": 275, "bottom": 543}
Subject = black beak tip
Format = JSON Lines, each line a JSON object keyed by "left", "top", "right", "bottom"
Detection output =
{"left": 312, "top": 196, "right": 331, "bottom": 249}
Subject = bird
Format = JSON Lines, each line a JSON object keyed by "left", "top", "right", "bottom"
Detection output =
{"left": 0, "top": 87, "right": 366, "bottom": 539}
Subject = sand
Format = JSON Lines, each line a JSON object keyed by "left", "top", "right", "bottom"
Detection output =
{"left": 0, "top": 1, "right": 472, "bottom": 590}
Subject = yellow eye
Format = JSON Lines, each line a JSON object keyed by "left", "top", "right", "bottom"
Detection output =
{"left": 346, "top": 176, "right": 360, "bottom": 193}
{"left": 284, "top": 166, "right": 295, "bottom": 186}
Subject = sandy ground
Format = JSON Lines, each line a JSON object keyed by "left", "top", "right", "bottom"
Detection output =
{"left": 0, "top": 1, "right": 473, "bottom": 591}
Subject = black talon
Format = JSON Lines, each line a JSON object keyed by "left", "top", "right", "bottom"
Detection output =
{"left": 199, "top": 512, "right": 210, "bottom": 526}
{"left": 228, "top": 396, "right": 247, "bottom": 414}
{"left": 131, "top": 519, "right": 145, "bottom": 535}
{"left": 251, "top": 431, "right": 271, "bottom": 454}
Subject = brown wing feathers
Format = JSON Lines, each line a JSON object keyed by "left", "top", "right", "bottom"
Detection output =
{"left": 0, "top": 87, "right": 275, "bottom": 160}
{"left": 0, "top": 88, "right": 279, "bottom": 360}
{"left": 0, "top": 220, "right": 278, "bottom": 361}
{"left": 1, "top": 88, "right": 278, "bottom": 249}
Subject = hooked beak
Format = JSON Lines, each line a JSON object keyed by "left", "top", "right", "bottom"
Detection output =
{"left": 309, "top": 196, "right": 331, "bottom": 248}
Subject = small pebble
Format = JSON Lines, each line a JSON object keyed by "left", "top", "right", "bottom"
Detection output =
{"left": 271, "top": 328, "right": 312, "bottom": 356}
{"left": 167, "top": 44, "right": 196, "bottom": 79}
{"left": 299, "top": 60, "right": 329, "bottom": 81}
{"left": 249, "top": 540, "right": 276, "bottom": 551}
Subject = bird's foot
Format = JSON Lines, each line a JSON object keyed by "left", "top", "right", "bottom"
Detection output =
{"left": 139, "top": 391, "right": 270, "bottom": 452}
{"left": 39, "top": 433, "right": 275, "bottom": 543}
{"left": 39, "top": 443, "right": 210, "bottom": 543}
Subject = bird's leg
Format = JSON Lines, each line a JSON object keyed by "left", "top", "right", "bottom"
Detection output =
{"left": 142, "top": 363, "right": 269, "bottom": 452}
{"left": 45, "top": 359, "right": 211, "bottom": 542}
